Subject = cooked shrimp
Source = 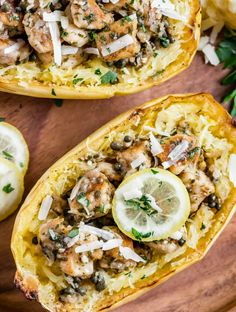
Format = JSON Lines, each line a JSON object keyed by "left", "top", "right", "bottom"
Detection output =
{"left": 96, "top": 162, "right": 122, "bottom": 183}
{"left": 66, "top": 0, "right": 113, "bottom": 30}
{"left": 0, "top": 0, "right": 24, "bottom": 35}
{"left": 0, "top": 39, "right": 30, "bottom": 65}
{"left": 180, "top": 166, "right": 215, "bottom": 213}
{"left": 69, "top": 169, "right": 115, "bottom": 222}
{"left": 39, "top": 217, "right": 68, "bottom": 264}
{"left": 37, "top": 51, "right": 53, "bottom": 65}
{"left": 147, "top": 226, "right": 187, "bottom": 254}
{"left": 116, "top": 141, "right": 152, "bottom": 175}
{"left": 158, "top": 134, "right": 200, "bottom": 175}
{"left": 99, "top": 226, "right": 137, "bottom": 271}
{"left": 63, "top": 24, "right": 89, "bottom": 48}
{"left": 60, "top": 232, "right": 103, "bottom": 278}
{"left": 96, "top": 16, "right": 140, "bottom": 62}
{"left": 104, "top": 0, "right": 146, "bottom": 12}
{"left": 23, "top": 10, "right": 53, "bottom": 54}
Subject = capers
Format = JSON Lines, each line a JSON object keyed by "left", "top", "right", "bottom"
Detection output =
{"left": 114, "top": 59, "right": 127, "bottom": 68}
{"left": 124, "top": 135, "right": 132, "bottom": 142}
{"left": 110, "top": 141, "right": 122, "bottom": 151}
{"left": 32, "top": 236, "right": 38, "bottom": 245}
{"left": 206, "top": 194, "right": 222, "bottom": 211}
{"left": 178, "top": 238, "right": 186, "bottom": 246}
{"left": 91, "top": 272, "right": 106, "bottom": 292}
{"left": 94, "top": 190, "right": 101, "bottom": 199}
{"left": 77, "top": 287, "right": 87, "bottom": 296}
{"left": 114, "top": 162, "right": 123, "bottom": 172}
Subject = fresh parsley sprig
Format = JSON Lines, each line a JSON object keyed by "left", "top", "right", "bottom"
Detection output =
{"left": 216, "top": 29, "right": 236, "bottom": 116}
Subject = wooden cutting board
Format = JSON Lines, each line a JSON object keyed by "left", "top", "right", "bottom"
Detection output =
{"left": 0, "top": 53, "right": 236, "bottom": 312}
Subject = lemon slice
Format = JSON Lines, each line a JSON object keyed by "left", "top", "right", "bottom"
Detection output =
{"left": 0, "top": 122, "right": 29, "bottom": 175}
{"left": 112, "top": 168, "right": 190, "bottom": 242}
{"left": 0, "top": 157, "right": 24, "bottom": 221}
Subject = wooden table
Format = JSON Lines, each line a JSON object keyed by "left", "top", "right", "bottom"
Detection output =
{"left": 0, "top": 53, "right": 236, "bottom": 312}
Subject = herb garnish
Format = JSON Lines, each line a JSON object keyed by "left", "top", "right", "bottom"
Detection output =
{"left": 77, "top": 192, "right": 90, "bottom": 207}
{"left": 48, "top": 228, "right": 58, "bottom": 241}
{"left": 216, "top": 29, "right": 236, "bottom": 116}
{"left": 68, "top": 228, "right": 79, "bottom": 238}
{"left": 200, "top": 223, "right": 206, "bottom": 230}
{"left": 125, "top": 195, "right": 158, "bottom": 216}
{"left": 151, "top": 169, "right": 159, "bottom": 174}
{"left": 2, "top": 150, "right": 13, "bottom": 160}
{"left": 188, "top": 147, "right": 200, "bottom": 159}
{"left": 132, "top": 227, "right": 154, "bottom": 240}
{"left": 101, "top": 71, "right": 118, "bottom": 84}
{"left": 51, "top": 88, "right": 56, "bottom": 96}
{"left": 2, "top": 183, "right": 14, "bottom": 193}
{"left": 0, "top": 117, "right": 5, "bottom": 122}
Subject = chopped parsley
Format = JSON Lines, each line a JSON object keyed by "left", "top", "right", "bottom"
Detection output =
{"left": 95, "top": 68, "right": 102, "bottom": 76}
{"left": 51, "top": 88, "right": 56, "bottom": 96}
{"left": 2, "top": 150, "right": 13, "bottom": 160}
{"left": 77, "top": 192, "right": 90, "bottom": 207}
{"left": 132, "top": 227, "right": 154, "bottom": 240}
{"left": 72, "top": 77, "right": 83, "bottom": 85}
{"left": 48, "top": 228, "right": 58, "bottom": 241}
{"left": 216, "top": 29, "right": 236, "bottom": 116}
{"left": 141, "top": 274, "right": 146, "bottom": 280}
{"left": 99, "top": 204, "right": 105, "bottom": 213}
{"left": 101, "top": 71, "right": 118, "bottom": 85}
{"left": 125, "top": 195, "right": 158, "bottom": 216}
{"left": 2, "top": 183, "right": 14, "bottom": 193}
{"left": 151, "top": 169, "right": 159, "bottom": 174}
{"left": 68, "top": 228, "right": 79, "bottom": 238}
{"left": 188, "top": 147, "right": 200, "bottom": 159}
{"left": 160, "top": 37, "right": 170, "bottom": 48}
{"left": 0, "top": 117, "right": 5, "bottom": 122}
{"left": 88, "top": 30, "right": 97, "bottom": 41}
{"left": 200, "top": 223, "right": 206, "bottom": 230}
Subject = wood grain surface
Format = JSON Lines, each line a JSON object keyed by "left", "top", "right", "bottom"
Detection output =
{"left": 0, "top": 53, "right": 236, "bottom": 312}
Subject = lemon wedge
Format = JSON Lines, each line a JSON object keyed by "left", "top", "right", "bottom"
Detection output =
{"left": 112, "top": 168, "right": 190, "bottom": 242}
{"left": 0, "top": 122, "right": 29, "bottom": 175}
{"left": 0, "top": 157, "right": 24, "bottom": 221}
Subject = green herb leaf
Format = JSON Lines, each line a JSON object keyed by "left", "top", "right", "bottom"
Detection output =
{"left": 151, "top": 169, "right": 159, "bottom": 174}
{"left": 231, "top": 95, "right": 236, "bottom": 117}
{"left": 222, "top": 69, "right": 236, "bottom": 85}
{"left": 2, "top": 183, "right": 14, "bottom": 193}
{"left": 99, "top": 204, "right": 105, "bottom": 213}
{"left": 141, "top": 274, "right": 146, "bottom": 280}
{"left": 68, "top": 228, "right": 79, "bottom": 238}
{"left": 200, "top": 223, "right": 206, "bottom": 230}
{"left": 188, "top": 147, "right": 200, "bottom": 159}
{"left": 131, "top": 227, "right": 153, "bottom": 240}
{"left": 77, "top": 192, "right": 90, "bottom": 207}
{"left": 95, "top": 68, "right": 102, "bottom": 76}
{"left": 0, "top": 117, "right": 5, "bottom": 122}
{"left": 101, "top": 71, "right": 118, "bottom": 85}
{"left": 72, "top": 77, "right": 83, "bottom": 85}
{"left": 48, "top": 228, "right": 58, "bottom": 241}
{"left": 2, "top": 150, "right": 13, "bottom": 160}
{"left": 51, "top": 88, "right": 56, "bottom": 96}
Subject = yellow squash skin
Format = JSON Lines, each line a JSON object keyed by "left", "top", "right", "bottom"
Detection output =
{"left": 11, "top": 93, "right": 236, "bottom": 311}
{"left": 0, "top": 1, "right": 201, "bottom": 99}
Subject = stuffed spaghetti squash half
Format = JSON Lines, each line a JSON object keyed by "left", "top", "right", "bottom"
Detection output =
{"left": 0, "top": 0, "right": 200, "bottom": 99}
{"left": 11, "top": 93, "right": 236, "bottom": 312}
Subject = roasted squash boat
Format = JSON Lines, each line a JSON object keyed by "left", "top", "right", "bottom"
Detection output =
{"left": 11, "top": 93, "right": 236, "bottom": 311}
{"left": 0, "top": 0, "right": 200, "bottom": 99}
